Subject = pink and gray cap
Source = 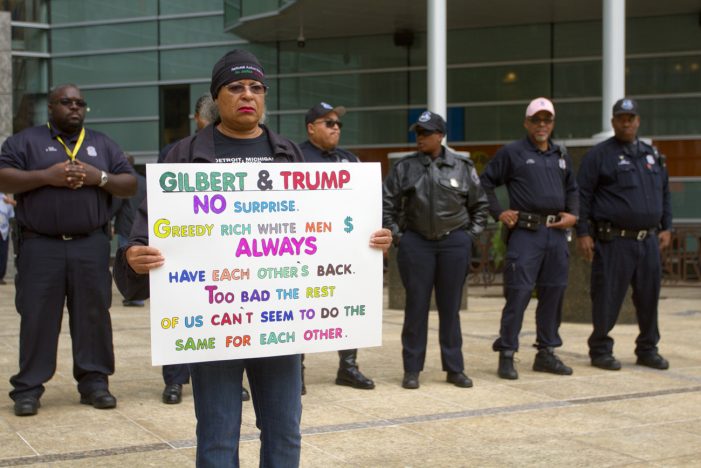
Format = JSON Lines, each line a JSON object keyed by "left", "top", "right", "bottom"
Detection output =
{"left": 525, "top": 97, "right": 555, "bottom": 117}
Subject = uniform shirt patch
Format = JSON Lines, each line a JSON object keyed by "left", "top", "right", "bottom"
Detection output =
{"left": 559, "top": 159, "right": 566, "bottom": 170}
{"left": 646, "top": 154, "right": 655, "bottom": 165}
{"left": 87, "top": 146, "right": 98, "bottom": 157}
{"left": 617, "top": 159, "right": 631, "bottom": 166}
{"left": 470, "top": 168, "right": 480, "bottom": 186}
{"left": 450, "top": 178, "right": 459, "bottom": 188}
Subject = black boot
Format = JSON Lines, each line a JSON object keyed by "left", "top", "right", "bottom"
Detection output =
{"left": 498, "top": 350, "right": 518, "bottom": 380}
{"left": 533, "top": 347, "right": 573, "bottom": 375}
{"left": 336, "top": 349, "right": 375, "bottom": 389}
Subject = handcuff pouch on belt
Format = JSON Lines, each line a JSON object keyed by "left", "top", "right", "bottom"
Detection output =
{"left": 594, "top": 221, "right": 615, "bottom": 242}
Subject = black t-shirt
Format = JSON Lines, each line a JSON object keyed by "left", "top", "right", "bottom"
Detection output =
{"left": 213, "top": 129, "right": 275, "bottom": 163}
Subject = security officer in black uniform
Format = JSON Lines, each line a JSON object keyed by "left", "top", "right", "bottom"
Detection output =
{"left": 0, "top": 84, "right": 136, "bottom": 416}
{"left": 383, "top": 111, "right": 489, "bottom": 390}
{"left": 299, "top": 102, "right": 375, "bottom": 392}
{"left": 480, "top": 97, "right": 578, "bottom": 380}
{"left": 576, "top": 98, "right": 672, "bottom": 371}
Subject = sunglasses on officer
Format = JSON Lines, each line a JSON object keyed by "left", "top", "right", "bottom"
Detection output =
{"left": 527, "top": 116, "right": 554, "bottom": 125}
{"left": 57, "top": 98, "right": 88, "bottom": 108}
{"left": 315, "top": 119, "right": 343, "bottom": 129}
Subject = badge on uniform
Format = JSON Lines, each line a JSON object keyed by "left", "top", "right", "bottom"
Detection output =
{"left": 559, "top": 158, "right": 566, "bottom": 170}
{"left": 450, "top": 178, "right": 459, "bottom": 188}
{"left": 470, "top": 169, "right": 480, "bottom": 185}
{"left": 646, "top": 154, "right": 655, "bottom": 165}
{"left": 87, "top": 146, "right": 97, "bottom": 157}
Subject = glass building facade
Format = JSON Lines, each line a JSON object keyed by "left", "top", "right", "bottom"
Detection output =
{"left": 5, "top": 1, "right": 701, "bottom": 179}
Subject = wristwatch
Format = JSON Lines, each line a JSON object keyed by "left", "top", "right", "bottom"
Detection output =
{"left": 98, "top": 170, "right": 108, "bottom": 187}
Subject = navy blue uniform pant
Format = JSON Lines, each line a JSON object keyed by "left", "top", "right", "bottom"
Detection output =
{"left": 10, "top": 232, "right": 114, "bottom": 400}
{"left": 493, "top": 226, "right": 568, "bottom": 352}
{"left": 0, "top": 234, "right": 8, "bottom": 281}
{"left": 163, "top": 364, "right": 190, "bottom": 385}
{"left": 588, "top": 235, "right": 661, "bottom": 359}
{"left": 397, "top": 230, "right": 471, "bottom": 373}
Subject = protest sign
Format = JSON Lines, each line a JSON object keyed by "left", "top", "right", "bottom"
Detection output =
{"left": 147, "top": 163, "right": 383, "bottom": 365}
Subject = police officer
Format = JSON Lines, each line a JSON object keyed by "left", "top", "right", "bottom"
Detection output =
{"left": 480, "top": 97, "right": 578, "bottom": 380}
{"left": 576, "top": 98, "right": 672, "bottom": 371}
{"left": 383, "top": 111, "right": 489, "bottom": 390}
{"left": 299, "top": 102, "right": 374, "bottom": 392}
{"left": 0, "top": 84, "right": 137, "bottom": 416}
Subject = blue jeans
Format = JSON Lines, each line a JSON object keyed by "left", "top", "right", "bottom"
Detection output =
{"left": 190, "top": 354, "right": 302, "bottom": 468}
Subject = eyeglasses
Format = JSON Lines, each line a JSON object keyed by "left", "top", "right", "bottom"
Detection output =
{"left": 415, "top": 128, "right": 436, "bottom": 137}
{"left": 316, "top": 119, "right": 343, "bottom": 129}
{"left": 57, "top": 98, "right": 88, "bottom": 108}
{"left": 224, "top": 82, "right": 268, "bottom": 95}
{"left": 527, "top": 117, "right": 554, "bottom": 125}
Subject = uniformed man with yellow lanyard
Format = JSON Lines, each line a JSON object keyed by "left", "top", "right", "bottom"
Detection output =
{"left": 0, "top": 84, "right": 136, "bottom": 417}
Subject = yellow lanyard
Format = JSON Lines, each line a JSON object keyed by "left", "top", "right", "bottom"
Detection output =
{"left": 47, "top": 122, "right": 85, "bottom": 162}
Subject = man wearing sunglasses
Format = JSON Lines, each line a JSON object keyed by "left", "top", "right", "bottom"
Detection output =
{"left": 298, "top": 102, "right": 375, "bottom": 393}
{"left": 0, "top": 84, "right": 137, "bottom": 416}
{"left": 383, "top": 111, "right": 489, "bottom": 390}
{"left": 480, "top": 97, "right": 578, "bottom": 380}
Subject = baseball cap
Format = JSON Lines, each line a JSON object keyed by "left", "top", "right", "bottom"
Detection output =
{"left": 305, "top": 102, "right": 347, "bottom": 125}
{"left": 210, "top": 49, "right": 266, "bottom": 99}
{"left": 612, "top": 98, "right": 638, "bottom": 116}
{"left": 409, "top": 111, "right": 446, "bottom": 134}
{"left": 525, "top": 97, "right": 555, "bottom": 117}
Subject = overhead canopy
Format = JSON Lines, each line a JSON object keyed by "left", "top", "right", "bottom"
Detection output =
{"left": 227, "top": 0, "right": 700, "bottom": 42}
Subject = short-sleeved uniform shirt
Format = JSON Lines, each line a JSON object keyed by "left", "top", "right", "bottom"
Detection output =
{"left": 0, "top": 122, "right": 133, "bottom": 235}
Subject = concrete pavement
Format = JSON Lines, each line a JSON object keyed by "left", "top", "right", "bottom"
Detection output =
{"left": 0, "top": 280, "right": 700, "bottom": 467}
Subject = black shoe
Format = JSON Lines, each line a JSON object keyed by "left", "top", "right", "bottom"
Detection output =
{"left": 636, "top": 353, "right": 669, "bottom": 370}
{"left": 498, "top": 351, "right": 518, "bottom": 380}
{"left": 336, "top": 367, "right": 375, "bottom": 389}
{"left": 80, "top": 389, "right": 117, "bottom": 409}
{"left": 591, "top": 354, "right": 622, "bottom": 371}
{"left": 402, "top": 372, "right": 420, "bottom": 389}
{"left": 241, "top": 387, "right": 250, "bottom": 401}
{"left": 14, "top": 397, "right": 40, "bottom": 416}
{"left": 162, "top": 384, "right": 182, "bottom": 404}
{"left": 122, "top": 299, "right": 144, "bottom": 307}
{"left": 533, "top": 348, "right": 573, "bottom": 375}
{"left": 446, "top": 372, "right": 473, "bottom": 388}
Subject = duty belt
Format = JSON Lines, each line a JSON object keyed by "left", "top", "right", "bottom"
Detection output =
{"left": 21, "top": 228, "right": 98, "bottom": 241}
{"left": 517, "top": 212, "right": 560, "bottom": 231}
{"left": 594, "top": 222, "right": 656, "bottom": 241}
